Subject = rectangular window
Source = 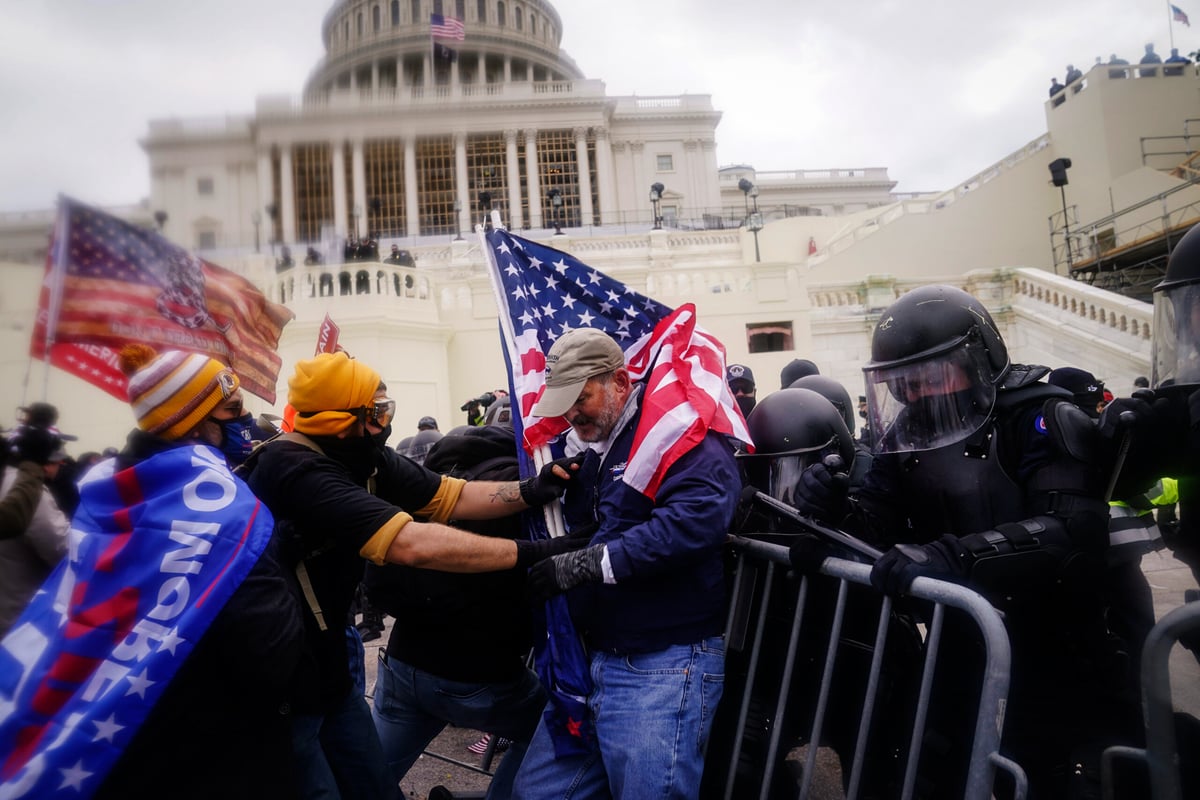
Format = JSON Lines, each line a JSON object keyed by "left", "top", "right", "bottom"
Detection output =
{"left": 197, "top": 177, "right": 214, "bottom": 195}
{"left": 292, "top": 143, "right": 334, "bottom": 243}
{"left": 747, "top": 322, "right": 794, "bottom": 353}
{"left": 467, "top": 133, "right": 508, "bottom": 226}
{"left": 656, "top": 154, "right": 674, "bottom": 172}
{"left": 197, "top": 231, "right": 217, "bottom": 250}
{"left": 536, "top": 129, "right": 581, "bottom": 229}
{"left": 364, "top": 138, "right": 407, "bottom": 237}
{"left": 415, "top": 136, "right": 456, "bottom": 235}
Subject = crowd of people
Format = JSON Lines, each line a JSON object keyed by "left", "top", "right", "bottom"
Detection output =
{"left": 6, "top": 225, "right": 1200, "bottom": 797}
{"left": 1050, "top": 44, "right": 1193, "bottom": 98}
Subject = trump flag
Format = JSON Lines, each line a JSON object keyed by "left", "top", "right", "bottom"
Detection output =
{"left": 30, "top": 197, "right": 294, "bottom": 403}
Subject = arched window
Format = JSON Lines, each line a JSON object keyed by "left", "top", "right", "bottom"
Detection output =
{"left": 411, "top": 0, "right": 421, "bottom": 23}
{"left": 456, "top": 0, "right": 465, "bottom": 19}
{"left": 515, "top": 6, "right": 522, "bottom": 30}
{"left": 343, "top": 20, "right": 350, "bottom": 41}
{"left": 339, "top": 272, "right": 352, "bottom": 296}
{"left": 357, "top": 12, "right": 363, "bottom": 35}
{"left": 530, "top": 12, "right": 536, "bottom": 35}
{"left": 319, "top": 273, "right": 334, "bottom": 297}
{"left": 476, "top": 0, "right": 486, "bottom": 22}
{"left": 372, "top": 4, "right": 381, "bottom": 31}
{"left": 391, "top": 0, "right": 400, "bottom": 25}
{"left": 497, "top": 1, "right": 505, "bottom": 27}
{"left": 356, "top": 270, "right": 372, "bottom": 294}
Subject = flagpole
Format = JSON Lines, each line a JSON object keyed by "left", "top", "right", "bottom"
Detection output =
{"left": 476, "top": 223, "right": 567, "bottom": 538}
{"left": 1169, "top": 1, "right": 1177, "bottom": 51}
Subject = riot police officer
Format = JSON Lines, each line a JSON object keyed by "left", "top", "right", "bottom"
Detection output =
{"left": 791, "top": 284, "right": 1134, "bottom": 798}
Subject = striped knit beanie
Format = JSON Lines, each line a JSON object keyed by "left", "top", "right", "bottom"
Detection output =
{"left": 120, "top": 344, "right": 240, "bottom": 441}
{"left": 288, "top": 352, "right": 380, "bottom": 436}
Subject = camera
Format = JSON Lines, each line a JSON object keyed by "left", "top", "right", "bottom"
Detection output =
{"left": 459, "top": 392, "right": 497, "bottom": 412}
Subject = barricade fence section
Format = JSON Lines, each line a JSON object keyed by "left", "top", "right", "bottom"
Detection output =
{"left": 1102, "top": 601, "right": 1200, "bottom": 800}
{"left": 702, "top": 536, "right": 1026, "bottom": 800}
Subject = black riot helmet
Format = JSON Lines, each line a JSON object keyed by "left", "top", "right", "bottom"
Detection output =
{"left": 863, "top": 285, "right": 1009, "bottom": 455}
{"left": 404, "top": 428, "right": 443, "bottom": 465}
{"left": 788, "top": 374, "right": 855, "bottom": 434}
{"left": 737, "top": 388, "right": 854, "bottom": 506}
{"left": 1153, "top": 223, "right": 1200, "bottom": 389}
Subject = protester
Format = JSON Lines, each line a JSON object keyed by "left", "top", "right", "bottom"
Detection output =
{"left": 238, "top": 351, "right": 585, "bottom": 800}
{"left": 0, "top": 344, "right": 306, "bottom": 799}
{"left": 726, "top": 363, "right": 757, "bottom": 418}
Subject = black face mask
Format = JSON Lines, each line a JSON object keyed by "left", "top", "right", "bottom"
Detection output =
{"left": 369, "top": 424, "right": 393, "bottom": 451}
{"left": 736, "top": 394, "right": 757, "bottom": 419}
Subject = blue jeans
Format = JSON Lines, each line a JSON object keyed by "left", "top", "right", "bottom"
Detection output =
{"left": 292, "top": 685, "right": 397, "bottom": 800}
{"left": 512, "top": 636, "right": 725, "bottom": 800}
{"left": 372, "top": 651, "right": 547, "bottom": 800}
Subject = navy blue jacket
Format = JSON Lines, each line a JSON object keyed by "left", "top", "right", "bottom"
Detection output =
{"left": 563, "top": 403, "right": 739, "bottom": 654}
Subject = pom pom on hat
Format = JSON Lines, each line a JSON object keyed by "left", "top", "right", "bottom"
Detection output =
{"left": 288, "top": 352, "right": 381, "bottom": 436}
{"left": 120, "top": 344, "right": 240, "bottom": 441}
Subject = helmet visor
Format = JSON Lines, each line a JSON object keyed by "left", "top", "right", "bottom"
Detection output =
{"left": 1152, "top": 282, "right": 1200, "bottom": 388}
{"left": 864, "top": 341, "right": 996, "bottom": 454}
{"left": 765, "top": 451, "right": 826, "bottom": 506}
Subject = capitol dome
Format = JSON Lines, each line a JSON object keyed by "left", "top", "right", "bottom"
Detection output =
{"left": 305, "top": 0, "right": 584, "bottom": 99}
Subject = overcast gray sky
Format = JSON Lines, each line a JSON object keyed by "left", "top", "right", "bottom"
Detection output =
{"left": 0, "top": 0, "right": 1192, "bottom": 213}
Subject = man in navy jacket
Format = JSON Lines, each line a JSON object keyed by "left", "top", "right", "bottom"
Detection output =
{"left": 513, "top": 327, "right": 739, "bottom": 800}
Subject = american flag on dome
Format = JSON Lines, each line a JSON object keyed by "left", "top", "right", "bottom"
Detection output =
{"left": 482, "top": 228, "right": 752, "bottom": 498}
{"left": 0, "top": 446, "right": 274, "bottom": 798}
{"left": 430, "top": 13, "right": 466, "bottom": 40}
{"left": 29, "top": 196, "right": 293, "bottom": 404}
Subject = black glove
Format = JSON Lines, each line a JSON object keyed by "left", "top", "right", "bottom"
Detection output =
{"left": 869, "top": 535, "right": 971, "bottom": 596}
{"left": 1097, "top": 393, "right": 1153, "bottom": 441}
{"left": 514, "top": 534, "right": 591, "bottom": 569}
{"left": 518, "top": 454, "right": 586, "bottom": 506}
{"left": 792, "top": 454, "right": 850, "bottom": 522}
{"left": 528, "top": 543, "right": 605, "bottom": 600}
{"left": 13, "top": 426, "right": 61, "bottom": 466}
{"left": 788, "top": 533, "right": 832, "bottom": 575}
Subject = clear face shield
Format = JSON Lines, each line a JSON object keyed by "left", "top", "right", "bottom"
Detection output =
{"left": 743, "top": 438, "right": 836, "bottom": 507}
{"left": 1152, "top": 282, "right": 1200, "bottom": 389}
{"left": 864, "top": 341, "right": 997, "bottom": 455}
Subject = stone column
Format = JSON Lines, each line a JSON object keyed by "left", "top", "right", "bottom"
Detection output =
{"left": 371, "top": 61, "right": 380, "bottom": 94}
{"left": 526, "top": 62, "right": 534, "bottom": 82}
{"left": 701, "top": 140, "right": 720, "bottom": 211}
{"left": 279, "top": 145, "right": 296, "bottom": 244}
{"left": 504, "top": 56, "right": 512, "bottom": 82}
{"left": 455, "top": 133, "right": 469, "bottom": 236}
{"left": 574, "top": 127, "right": 594, "bottom": 227}
{"left": 593, "top": 127, "right": 615, "bottom": 225}
{"left": 524, "top": 129, "right": 542, "bottom": 229}
{"left": 423, "top": 52, "right": 433, "bottom": 88}
{"left": 451, "top": 58, "right": 460, "bottom": 89}
{"left": 352, "top": 139, "right": 368, "bottom": 238}
{"left": 504, "top": 129, "right": 522, "bottom": 230}
{"left": 256, "top": 149, "right": 273, "bottom": 227}
{"left": 404, "top": 137, "right": 420, "bottom": 237}
{"left": 629, "top": 141, "right": 646, "bottom": 225}
{"left": 682, "top": 139, "right": 700, "bottom": 222}
{"left": 332, "top": 142, "right": 348, "bottom": 238}
{"left": 478, "top": 55, "right": 487, "bottom": 84}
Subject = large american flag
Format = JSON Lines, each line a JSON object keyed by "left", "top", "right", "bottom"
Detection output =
{"left": 29, "top": 197, "right": 293, "bottom": 403}
{"left": 483, "top": 228, "right": 751, "bottom": 499}
{"left": 430, "top": 13, "right": 466, "bottom": 40}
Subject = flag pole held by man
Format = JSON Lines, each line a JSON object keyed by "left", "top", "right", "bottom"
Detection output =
{"left": 481, "top": 227, "right": 752, "bottom": 796}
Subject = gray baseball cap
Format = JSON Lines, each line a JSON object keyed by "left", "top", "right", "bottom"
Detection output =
{"left": 531, "top": 328, "right": 624, "bottom": 418}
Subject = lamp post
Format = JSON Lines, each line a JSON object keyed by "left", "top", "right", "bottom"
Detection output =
{"left": 740, "top": 179, "right": 763, "bottom": 262}
{"left": 1048, "top": 157, "right": 1073, "bottom": 274}
{"left": 737, "top": 177, "right": 753, "bottom": 224}
{"left": 453, "top": 199, "right": 464, "bottom": 240}
{"left": 251, "top": 210, "right": 261, "bottom": 253}
{"left": 547, "top": 188, "right": 564, "bottom": 235}
{"left": 153, "top": 210, "right": 168, "bottom": 233}
{"left": 649, "top": 182, "right": 664, "bottom": 230}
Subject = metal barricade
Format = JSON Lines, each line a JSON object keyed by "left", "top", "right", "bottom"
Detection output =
{"left": 1102, "top": 601, "right": 1200, "bottom": 800}
{"left": 705, "top": 536, "right": 1027, "bottom": 800}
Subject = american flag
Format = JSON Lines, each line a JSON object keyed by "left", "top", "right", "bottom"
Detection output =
{"left": 430, "top": 13, "right": 465, "bottom": 40}
{"left": 0, "top": 446, "right": 274, "bottom": 797}
{"left": 1173, "top": 4, "right": 1190, "bottom": 25}
{"left": 30, "top": 197, "right": 293, "bottom": 403}
{"left": 483, "top": 228, "right": 751, "bottom": 499}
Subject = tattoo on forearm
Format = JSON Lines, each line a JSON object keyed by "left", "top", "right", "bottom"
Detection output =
{"left": 490, "top": 482, "right": 523, "bottom": 504}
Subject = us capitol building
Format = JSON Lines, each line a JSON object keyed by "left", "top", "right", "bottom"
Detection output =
{"left": 2, "top": 0, "right": 1199, "bottom": 452}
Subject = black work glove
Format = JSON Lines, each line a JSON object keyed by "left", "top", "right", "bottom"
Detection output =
{"left": 514, "top": 534, "right": 591, "bottom": 569}
{"left": 788, "top": 533, "right": 832, "bottom": 575}
{"left": 528, "top": 543, "right": 605, "bottom": 600}
{"left": 518, "top": 454, "right": 586, "bottom": 506}
{"left": 869, "top": 535, "right": 971, "bottom": 596}
{"left": 1097, "top": 391, "right": 1154, "bottom": 441}
{"left": 12, "top": 426, "right": 61, "bottom": 466}
{"left": 793, "top": 454, "right": 850, "bottom": 523}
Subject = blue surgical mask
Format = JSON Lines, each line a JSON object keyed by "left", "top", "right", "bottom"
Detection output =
{"left": 218, "top": 412, "right": 256, "bottom": 465}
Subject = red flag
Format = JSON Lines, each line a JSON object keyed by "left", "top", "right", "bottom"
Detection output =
{"left": 315, "top": 313, "right": 341, "bottom": 355}
{"left": 30, "top": 197, "right": 294, "bottom": 403}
